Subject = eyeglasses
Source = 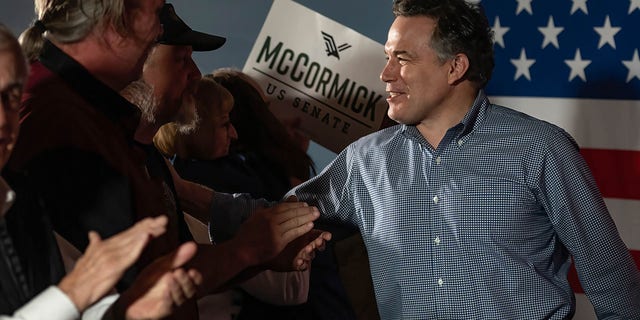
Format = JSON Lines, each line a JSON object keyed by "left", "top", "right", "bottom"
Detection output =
{"left": 0, "top": 83, "right": 22, "bottom": 112}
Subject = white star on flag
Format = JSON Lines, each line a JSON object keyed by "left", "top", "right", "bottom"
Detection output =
{"left": 629, "top": 0, "right": 640, "bottom": 14}
{"left": 492, "top": 17, "right": 510, "bottom": 48}
{"left": 570, "top": 0, "right": 589, "bottom": 15}
{"left": 564, "top": 48, "right": 591, "bottom": 81}
{"left": 538, "top": 16, "right": 564, "bottom": 49}
{"left": 622, "top": 49, "right": 640, "bottom": 82}
{"left": 510, "top": 48, "right": 536, "bottom": 81}
{"left": 516, "top": 0, "right": 533, "bottom": 15}
{"left": 594, "top": 15, "right": 621, "bottom": 49}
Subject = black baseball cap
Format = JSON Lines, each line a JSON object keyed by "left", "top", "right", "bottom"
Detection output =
{"left": 157, "top": 3, "right": 226, "bottom": 51}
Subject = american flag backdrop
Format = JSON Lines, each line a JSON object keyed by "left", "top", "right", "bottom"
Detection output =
{"left": 480, "top": 0, "right": 640, "bottom": 318}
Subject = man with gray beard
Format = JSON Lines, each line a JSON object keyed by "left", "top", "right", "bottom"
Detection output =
{"left": 121, "top": 43, "right": 202, "bottom": 247}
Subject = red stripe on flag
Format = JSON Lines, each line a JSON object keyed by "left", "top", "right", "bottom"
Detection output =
{"left": 580, "top": 148, "right": 640, "bottom": 200}
{"left": 568, "top": 249, "right": 640, "bottom": 294}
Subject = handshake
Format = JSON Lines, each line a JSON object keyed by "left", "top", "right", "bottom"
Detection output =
{"left": 55, "top": 198, "right": 331, "bottom": 319}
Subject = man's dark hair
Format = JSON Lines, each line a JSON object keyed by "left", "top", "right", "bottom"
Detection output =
{"left": 392, "top": 0, "right": 495, "bottom": 88}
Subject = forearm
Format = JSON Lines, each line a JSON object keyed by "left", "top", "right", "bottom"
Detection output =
{"left": 239, "top": 269, "right": 309, "bottom": 305}
{"left": 188, "top": 242, "right": 260, "bottom": 297}
{"left": 175, "top": 177, "right": 214, "bottom": 224}
{"left": 173, "top": 169, "right": 271, "bottom": 244}
{"left": 206, "top": 266, "right": 266, "bottom": 295}
{"left": 208, "top": 192, "right": 271, "bottom": 243}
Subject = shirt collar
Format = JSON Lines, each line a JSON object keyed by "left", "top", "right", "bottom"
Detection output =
{"left": 400, "top": 90, "right": 490, "bottom": 144}
{"left": 38, "top": 40, "right": 141, "bottom": 137}
{"left": 457, "top": 90, "right": 490, "bottom": 140}
{"left": 0, "top": 177, "right": 16, "bottom": 218}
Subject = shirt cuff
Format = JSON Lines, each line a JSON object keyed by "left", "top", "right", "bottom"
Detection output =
{"left": 82, "top": 294, "right": 119, "bottom": 320}
{"left": 208, "top": 192, "right": 271, "bottom": 243}
{"left": 13, "top": 286, "right": 79, "bottom": 320}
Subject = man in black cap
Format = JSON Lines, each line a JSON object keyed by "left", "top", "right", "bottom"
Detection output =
{"left": 6, "top": 1, "right": 327, "bottom": 319}
{"left": 121, "top": 3, "right": 332, "bottom": 317}
{"left": 157, "top": 3, "right": 226, "bottom": 51}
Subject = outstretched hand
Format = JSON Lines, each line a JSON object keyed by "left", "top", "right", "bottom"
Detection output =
{"left": 267, "top": 228, "right": 332, "bottom": 271}
{"left": 264, "top": 195, "right": 332, "bottom": 271}
{"left": 231, "top": 200, "right": 320, "bottom": 266}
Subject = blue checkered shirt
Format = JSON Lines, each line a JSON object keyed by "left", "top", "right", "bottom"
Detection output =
{"left": 288, "top": 91, "right": 640, "bottom": 319}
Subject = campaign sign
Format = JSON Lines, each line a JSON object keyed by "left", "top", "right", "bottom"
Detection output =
{"left": 243, "top": 0, "right": 389, "bottom": 153}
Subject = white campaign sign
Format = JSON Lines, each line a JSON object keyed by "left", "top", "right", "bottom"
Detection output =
{"left": 243, "top": 0, "right": 388, "bottom": 153}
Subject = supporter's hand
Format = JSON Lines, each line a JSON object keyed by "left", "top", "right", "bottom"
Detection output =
{"left": 57, "top": 216, "right": 168, "bottom": 311}
{"left": 116, "top": 242, "right": 202, "bottom": 319}
{"left": 267, "top": 228, "right": 332, "bottom": 271}
{"left": 231, "top": 201, "right": 320, "bottom": 266}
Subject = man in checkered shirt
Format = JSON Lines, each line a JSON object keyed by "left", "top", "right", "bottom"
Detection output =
{"left": 210, "top": 0, "right": 640, "bottom": 318}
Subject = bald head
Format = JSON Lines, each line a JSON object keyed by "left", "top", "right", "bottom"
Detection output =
{"left": 0, "top": 24, "right": 27, "bottom": 169}
{"left": 0, "top": 24, "right": 27, "bottom": 80}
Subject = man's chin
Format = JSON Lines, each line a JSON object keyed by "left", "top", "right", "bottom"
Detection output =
{"left": 387, "top": 111, "right": 404, "bottom": 124}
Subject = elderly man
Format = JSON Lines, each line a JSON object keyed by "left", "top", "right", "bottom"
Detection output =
{"left": 5, "top": 1, "right": 325, "bottom": 318}
{"left": 0, "top": 23, "right": 203, "bottom": 320}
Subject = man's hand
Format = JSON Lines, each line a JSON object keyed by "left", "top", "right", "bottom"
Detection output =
{"left": 57, "top": 216, "right": 169, "bottom": 311}
{"left": 114, "top": 242, "right": 203, "bottom": 319}
{"left": 268, "top": 229, "right": 332, "bottom": 271}
{"left": 231, "top": 201, "right": 320, "bottom": 267}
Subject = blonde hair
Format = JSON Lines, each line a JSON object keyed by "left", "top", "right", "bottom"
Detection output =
{"left": 154, "top": 76, "right": 234, "bottom": 159}
{"left": 153, "top": 122, "right": 178, "bottom": 157}
{"left": 19, "top": 0, "right": 130, "bottom": 61}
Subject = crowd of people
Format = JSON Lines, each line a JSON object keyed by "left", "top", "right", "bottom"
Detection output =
{"left": 1, "top": 0, "right": 639, "bottom": 319}
{"left": 0, "top": 0, "right": 329, "bottom": 319}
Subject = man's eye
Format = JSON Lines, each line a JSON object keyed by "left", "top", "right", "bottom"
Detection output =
{"left": 1, "top": 86, "right": 22, "bottom": 111}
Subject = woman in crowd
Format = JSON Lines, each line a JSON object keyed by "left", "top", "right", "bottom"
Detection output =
{"left": 154, "top": 75, "right": 310, "bottom": 320}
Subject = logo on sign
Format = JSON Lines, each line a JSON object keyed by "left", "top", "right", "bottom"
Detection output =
{"left": 322, "top": 31, "right": 351, "bottom": 60}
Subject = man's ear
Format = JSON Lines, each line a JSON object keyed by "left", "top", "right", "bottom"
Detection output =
{"left": 448, "top": 53, "right": 469, "bottom": 85}
{"left": 99, "top": 21, "right": 124, "bottom": 50}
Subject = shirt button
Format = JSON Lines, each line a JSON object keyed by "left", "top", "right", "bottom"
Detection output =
{"left": 437, "top": 278, "right": 444, "bottom": 286}
{"left": 434, "top": 236, "right": 441, "bottom": 245}
{"left": 432, "top": 196, "right": 439, "bottom": 204}
{"left": 435, "top": 156, "right": 441, "bottom": 164}
{"left": 457, "top": 140, "right": 463, "bottom": 146}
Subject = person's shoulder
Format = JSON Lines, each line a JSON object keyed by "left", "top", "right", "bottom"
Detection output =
{"left": 348, "top": 124, "right": 403, "bottom": 151}
{"left": 20, "top": 69, "right": 128, "bottom": 143}
{"left": 335, "top": 125, "right": 405, "bottom": 163}
{"left": 488, "top": 104, "right": 568, "bottom": 135}
{"left": 486, "top": 103, "right": 578, "bottom": 148}
{"left": 21, "top": 82, "right": 94, "bottom": 146}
